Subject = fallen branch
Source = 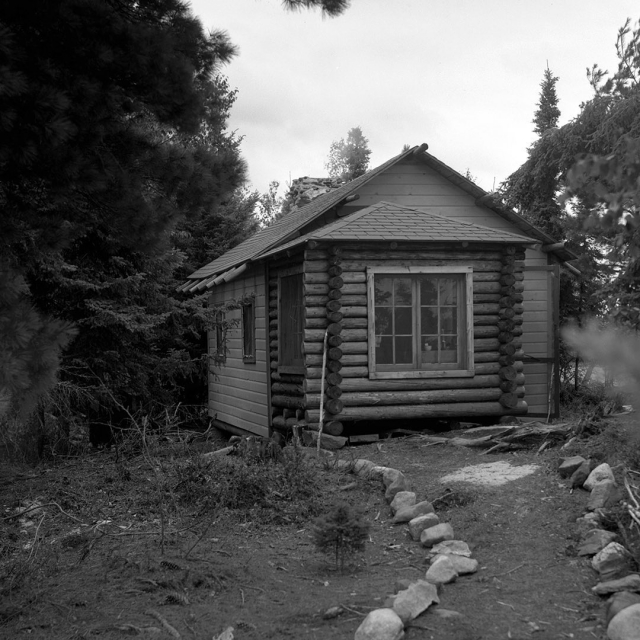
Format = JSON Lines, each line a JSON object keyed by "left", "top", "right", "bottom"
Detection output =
{"left": 2, "top": 502, "right": 84, "bottom": 524}
{"left": 145, "top": 609, "right": 180, "bottom": 639}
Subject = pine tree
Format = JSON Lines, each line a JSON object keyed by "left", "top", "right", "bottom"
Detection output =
{"left": 325, "top": 127, "right": 372, "bottom": 181}
{"left": 501, "top": 66, "right": 564, "bottom": 239}
{"left": 0, "top": 0, "right": 244, "bottom": 419}
{"left": 533, "top": 66, "right": 561, "bottom": 135}
{"left": 283, "top": 0, "right": 350, "bottom": 16}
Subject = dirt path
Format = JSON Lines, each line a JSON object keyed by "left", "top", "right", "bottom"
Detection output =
{"left": 0, "top": 432, "right": 613, "bottom": 640}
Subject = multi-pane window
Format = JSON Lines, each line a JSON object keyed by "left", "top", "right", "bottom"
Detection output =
{"left": 279, "top": 271, "right": 304, "bottom": 373}
{"left": 368, "top": 267, "right": 474, "bottom": 378}
{"left": 242, "top": 301, "right": 256, "bottom": 364}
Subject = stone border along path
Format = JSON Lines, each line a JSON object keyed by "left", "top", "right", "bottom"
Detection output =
{"left": 328, "top": 454, "right": 640, "bottom": 640}
{"left": 327, "top": 457, "right": 478, "bottom": 640}
{"left": 558, "top": 456, "right": 640, "bottom": 640}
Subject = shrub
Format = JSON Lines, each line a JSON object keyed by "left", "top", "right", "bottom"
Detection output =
{"left": 312, "top": 503, "right": 370, "bottom": 572}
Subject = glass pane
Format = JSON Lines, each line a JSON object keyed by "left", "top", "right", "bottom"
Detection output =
{"left": 395, "top": 336, "right": 413, "bottom": 364}
{"left": 421, "top": 337, "right": 439, "bottom": 364}
{"left": 374, "top": 277, "right": 393, "bottom": 306}
{"left": 440, "top": 307, "right": 457, "bottom": 333}
{"left": 421, "top": 307, "right": 438, "bottom": 334}
{"left": 420, "top": 277, "right": 437, "bottom": 305}
{"left": 375, "top": 307, "right": 392, "bottom": 335}
{"left": 395, "top": 307, "right": 412, "bottom": 334}
{"left": 441, "top": 336, "right": 458, "bottom": 363}
{"left": 394, "top": 278, "right": 412, "bottom": 305}
{"left": 377, "top": 336, "right": 393, "bottom": 364}
{"left": 439, "top": 278, "right": 458, "bottom": 305}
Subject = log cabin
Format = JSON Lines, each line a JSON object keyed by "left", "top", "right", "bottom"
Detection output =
{"left": 180, "top": 144, "right": 577, "bottom": 438}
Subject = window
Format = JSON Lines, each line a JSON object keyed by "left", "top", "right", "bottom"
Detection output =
{"left": 278, "top": 270, "right": 304, "bottom": 373}
{"left": 367, "top": 266, "right": 474, "bottom": 379}
{"left": 212, "top": 311, "right": 226, "bottom": 363}
{"left": 242, "top": 301, "right": 256, "bottom": 364}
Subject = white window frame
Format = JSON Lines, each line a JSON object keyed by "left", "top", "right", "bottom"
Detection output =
{"left": 366, "top": 266, "right": 475, "bottom": 379}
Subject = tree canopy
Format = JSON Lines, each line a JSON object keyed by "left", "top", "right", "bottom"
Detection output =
{"left": 0, "top": 0, "right": 247, "bottom": 420}
{"left": 325, "top": 126, "right": 372, "bottom": 181}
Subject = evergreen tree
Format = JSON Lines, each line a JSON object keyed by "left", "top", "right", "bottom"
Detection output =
{"left": 533, "top": 66, "right": 561, "bottom": 135}
{"left": 501, "top": 66, "right": 564, "bottom": 239}
{"left": 325, "top": 127, "right": 372, "bottom": 181}
{"left": 501, "top": 65, "right": 606, "bottom": 386}
{"left": 0, "top": 0, "right": 245, "bottom": 418}
{"left": 283, "top": 0, "right": 350, "bottom": 16}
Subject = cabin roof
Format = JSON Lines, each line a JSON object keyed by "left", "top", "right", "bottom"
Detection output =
{"left": 187, "top": 148, "right": 415, "bottom": 282}
{"left": 182, "top": 144, "right": 576, "bottom": 292}
{"left": 258, "top": 201, "right": 532, "bottom": 260}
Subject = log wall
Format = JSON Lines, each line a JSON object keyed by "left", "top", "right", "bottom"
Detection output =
{"left": 301, "top": 243, "right": 528, "bottom": 427}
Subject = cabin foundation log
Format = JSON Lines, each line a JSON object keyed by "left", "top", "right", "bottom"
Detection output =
{"left": 305, "top": 400, "right": 528, "bottom": 422}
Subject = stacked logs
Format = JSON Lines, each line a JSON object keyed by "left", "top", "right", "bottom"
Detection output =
{"left": 268, "top": 265, "right": 306, "bottom": 432}
{"left": 496, "top": 246, "right": 526, "bottom": 412}
{"left": 304, "top": 244, "right": 527, "bottom": 422}
{"left": 303, "top": 246, "right": 345, "bottom": 436}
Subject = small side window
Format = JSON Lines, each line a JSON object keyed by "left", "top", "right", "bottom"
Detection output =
{"left": 213, "top": 311, "right": 226, "bottom": 363}
{"left": 242, "top": 301, "right": 256, "bottom": 364}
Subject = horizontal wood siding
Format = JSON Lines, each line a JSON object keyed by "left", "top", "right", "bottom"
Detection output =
{"left": 208, "top": 266, "right": 269, "bottom": 437}
{"left": 340, "top": 159, "right": 518, "bottom": 232}
{"left": 521, "top": 247, "right": 554, "bottom": 416}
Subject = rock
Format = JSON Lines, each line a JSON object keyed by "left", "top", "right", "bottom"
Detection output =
{"left": 332, "top": 459, "right": 355, "bottom": 473}
{"left": 382, "top": 468, "right": 403, "bottom": 488}
{"left": 430, "top": 608, "right": 465, "bottom": 619}
{"left": 607, "top": 592, "right": 640, "bottom": 625}
{"left": 584, "top": 462, "right": 615, "bottom": 491}
{"left": 578, "top": 529, "right": 619, "bottom": 556}
{"left": 394, "top": 578, "right": 413, "bottom": 593}
{"left": 593, "top": 543, "right": 633, "bottom": 581}
{"left": 588, "top": 480, "right": 617, "bottom": 511}
{"left": 558, "top": 456, "right": 587, "bottom": 478}
{"left": 353, "top": 459, "right": 378, "bottom": 478}
{"left": 425, "top": 555, "right": 458, "bottom": 585}
{"left": 390, "top": 491, "right": 416, "bottom": 515}
{"left": 369, "top": 466, "right": 388, "bottom": 480}
{"left": 593, "top": 574, "right": 640, "bottom": 596}
{"left": 392, "top": 501, "right": 434, "bottom": 524}
{"left": 430, "top": 554, "right": 478, "bottom": 575}
{"left": 430, "top": 540, "right": 472, "bottom": 557}
{"left": 302, "top": 431, "right": 347, "bottom": 450}
{"left": 323, "top": 606, "right": 344, "bottom": 619}
{"left": 392, "top": 580, "right": 439, "bottom": 624}
{"left": 420, "top": 523, "right": 454, "bottom": 547}
{"left": 354, "top": 608, "right": 405, "bottom": 640}
{"left": 607, "top": 603, "right": 640, "bottom": 640}
{"left": 385, "top": 473, "right": 409, "bottom": 502}
{"left": 576, "top": 512, "right": 603, "bottom": 535}
{"left": 408, "top": 514, "right": 440, "bottom": 541}
{"left": 569, "top": 459, "right": 592, "bottom": 490}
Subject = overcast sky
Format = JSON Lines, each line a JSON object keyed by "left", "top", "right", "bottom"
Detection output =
{"left": 189, "top": 0, "right": 639, "bottom": 196}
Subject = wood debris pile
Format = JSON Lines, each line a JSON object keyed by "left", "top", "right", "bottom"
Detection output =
{"left": 419, "top": 421, "right": 574, "bottom": 454}
{"left": 623, "top": 470, "right": 640, "bottom": 547}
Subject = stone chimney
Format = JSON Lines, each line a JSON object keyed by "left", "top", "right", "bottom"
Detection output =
{"left": 285, "top": 176, "right": 345, "bottom": 211}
